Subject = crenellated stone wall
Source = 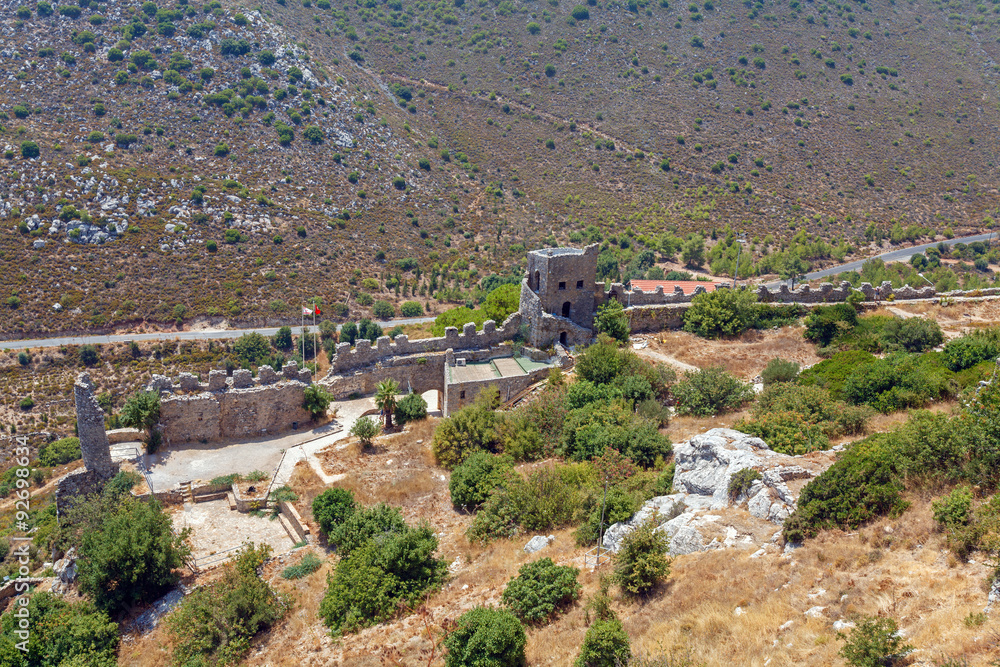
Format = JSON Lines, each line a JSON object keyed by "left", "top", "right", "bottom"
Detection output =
{"left": 328, "top": 312, "right": 523, "bottom": 375}
{"left": 151, "top": 361, "right": 314, "bottom": 446}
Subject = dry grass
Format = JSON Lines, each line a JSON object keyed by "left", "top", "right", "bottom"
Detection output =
{"left": 646, "top": 327, "right": 824, "bottom": 379}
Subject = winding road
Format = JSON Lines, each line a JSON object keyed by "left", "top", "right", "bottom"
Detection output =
{"left": 0, "top": 316, "right": 435, "bottom": 351}
{"left": 763, "top": 232, "right": 996, "bottom": 288}
{"left": 2, "top": 232, "right": 995, "bottom": 350}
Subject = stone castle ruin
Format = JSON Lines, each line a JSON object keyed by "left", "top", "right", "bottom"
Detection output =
{"left": 56, "top": 374, "right": 121, "bottom": 511}
{"left": 517, "top": 243, "right": 997, "bottom": 348}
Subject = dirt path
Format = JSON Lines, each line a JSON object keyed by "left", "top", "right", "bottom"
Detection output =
{"left": 634, "top": 347, "right": 699, "bottom": 373}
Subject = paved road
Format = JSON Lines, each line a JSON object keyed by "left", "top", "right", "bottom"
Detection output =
{"left": 763, "top": 232, "right": 996, "bottom": 288}
{"left": 0, "top": 315, "right": 436, "bottom": 351}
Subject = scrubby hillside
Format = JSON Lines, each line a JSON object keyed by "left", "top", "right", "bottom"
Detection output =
{"left": 2, "top": 0, "right": 1000, "bottom": 337}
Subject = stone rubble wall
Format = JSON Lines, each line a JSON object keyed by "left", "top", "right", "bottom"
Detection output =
{"left": 443, "top": 363, "right": 554, "bottom": 417}
{"left": 328, "top": 312, "right": 522, "bottom": 375}
{"left": 73, "top": 373, "right": 115, "bottom": 479}
{"left": 152, "top": 361, "right": 313, "bottom": 446}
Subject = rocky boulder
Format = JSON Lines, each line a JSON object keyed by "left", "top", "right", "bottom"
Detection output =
{"left": 601, "top": 429, "right": 833, "bottom": 557}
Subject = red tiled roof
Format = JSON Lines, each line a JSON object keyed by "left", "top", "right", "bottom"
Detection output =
{"left": 628, "top": 280, "right": 727, "bottom": 296}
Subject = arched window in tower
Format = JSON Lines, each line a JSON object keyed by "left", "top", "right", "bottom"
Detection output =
{"left": 534, "top": 270, "right": 541, "bottom": 291}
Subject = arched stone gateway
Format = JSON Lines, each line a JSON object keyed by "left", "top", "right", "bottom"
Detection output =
{"left": 561, "top": 301, "right": 572, "bottom": 318}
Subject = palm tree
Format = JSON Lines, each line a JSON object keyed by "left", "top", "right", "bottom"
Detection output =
{"left": 374, "top": 378, "right": 400, "bottom": 428}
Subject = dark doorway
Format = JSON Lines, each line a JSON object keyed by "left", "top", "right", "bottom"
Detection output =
{"left": 534, "top": 270, "right": 541, "bottom": 291}
{"left": 561, "top": 301, "right": 571, "bottom": 318}
{"left": 559, "top": 331, "right": 568, "bottom": 346}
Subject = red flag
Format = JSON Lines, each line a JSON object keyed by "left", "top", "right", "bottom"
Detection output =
{"left": 315, "top": 306, "right": 321, "bottom": 315}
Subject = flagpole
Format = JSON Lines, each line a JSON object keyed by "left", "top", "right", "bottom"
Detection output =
{"left": 312, "top": 304, "right": 317, "bottom": 370}
{"left": 301, "top": 302, "right": 305, "bottom": 364}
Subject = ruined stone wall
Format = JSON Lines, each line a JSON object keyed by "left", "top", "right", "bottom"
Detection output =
{"left": 521, "top": 278, "right": 596, "bottom": 348}
{"left": 328, "top": 312, "right": 522, "bottom": 375}
{"left": 73, "top": 373, "right": 115, "bottom": 479}
{"left": 154, "top": 361, "right": 313, "bottom": 446}
{"left": 623, "top": 304, "right": 688, "bottom": 333}
{"left": 320, "top": 345, "right": 512, "bottom": 400}
{"left": 56, "top": 467, "right": 120, "bottom": 513}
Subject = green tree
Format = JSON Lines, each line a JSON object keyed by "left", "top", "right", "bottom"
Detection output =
{"left": 38, "top": 437, "right": 81, "bottom": 466}
{"left": 483, "top": 283, "right": 521, "bottom": 324}
{"left": 375, "top": 378, "right": 400, "bottom": 427}
{"left": 272, "top": 325, "right": 293, "bottom": 349}
{"left": 350, "top": 415, "right": 380, "bottom": 449}
{"left": 444, "top": 607, "right": 527, "bottom": 667}
{"left": 838, "top": 616, "right": 913, "bottom": 667}
{"left": 303, "top": 125, "right": 324, "bottom": 144}
{"left": 432, "top": 388, "right": 500, "bottom": 468}
{"left": 612, "top": 518, "right": 671, "bottom": 597}
{"left": 575, "top": 618, "right": 631, "bottom": 667}
{"left": 20, "top": 141, "right": 39, "bottom": 159}
{"left": 233, "top": 331, "right": 273, "bottom": 366}
{"left": 681, "top": 234, "right": 706, "bottom": 268}
{"left": 593, "top": 300, "right": 630, "bottom": 343}
{"left": 121, "top": 390, "right": 161, "bottom": 442}
{"left": 75, "top": 496, "right": 189, "bottom": 614}
{"left": 781, "top": 254, "right": 808, "bottom": 288}
{"left": 683, "top": 288, "right": 759, "bottom": 338}
{"left": 78, "top": 344, "right": 100, "bottom": 367}
{"left": 373, "top": 300, "right": 395, "bottom": 319}
{"left": 303, "top": 385, "right": 332, "bottom": 420}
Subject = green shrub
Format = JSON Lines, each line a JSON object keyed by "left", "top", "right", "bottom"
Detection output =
{"left": 838, "top": 616, "right": 913, "bottom": 667}
{"left": 39, "top": 436, "right": 81, "bottom": 466}
{"left": 803, "top": 303, "right": 858, "bottom": 347}
{"left": 799, "top": 350, "right": 878, "bottom": 399}
{"left": 735, "top": 411, "right": 829, "bottom": 454}
{"left": 962, "top": 381, "right": 1000, "bottom": 488}
{"left": 560, "top": 400, "right": 670, "bottom": 466}
{"left": 396, "top": 392, "right": 428, "bottom": 424}
{"left": 327, "top": 503, "right": 406, "bottom": 555}
{"left": 400, "top": 301, "right": 423, "bottom": 317}
{"left": 574, "top": 486, "right": 639, "bottom": 546}
{"left": 449, "top": 452, "right": 513, "bottom": 510}
{"left": 320, "top": 524, "right": 446, "bottom": 634}
{"left": 444, "top": 607, "right": 527, "bottom": 667}
{"left": 432, "top": 388, "right": 500, "bottom": 469}
{"left": 570, "top": 4, "right": 590, "bottom": 19}
{"left": 673, "top": 366, "right": 754, "bottom": 417}
{"left": 575, "top": 618, "right": 632, "bottom": 667}
{"left": 372, "top": 300, "right": 395, "bottom": 319}
{"left": 0, "top": 593, "right": 118, "bottom": 667}
{"left": 727, "top": 468, "right": 761, "bottom": 500}
{"left": 886, "top": 410, "right": 967, "bottom": 480}
{"left": 842, "top": 352, "right": 952, "bottom": 413}
{"left": 880, "top": 317, "right": 944, "bottom": 353}
{"left": 782, "top": 435, "right": 908, "bottom": 542}
{"left": 19, "top": 396, "right": 34, "bottom": 411}
{"left": 932, "top": 485, "right": 973, "bottom": 533}
{"left": 612, "top": 518, "right": 670, "bottom": 597}
{"left": 593, "top": 300, "right": 630, "bottom": 343}
{"left": 683, "top": 288, "right": 759, "bottom": 338}
{"left": 942, "top": 330, "right": 1000, "bottom": 371}
{"left": 20, "top": 141, "right": 40, "bottom": 159}
{"left": 169, "top": 544, "right": 286, "bottom": 666}
{"left": 281, "top": 552, "right": 324, "bottom": 579}
{"left": 311, "top": 487, "right": 357, "bottom": 537}
{"left": 468, "top": 466, "right": 580, "bottom": 542}
{"left": 761, "top": 358, "right": 800, "bottom": 386}
{"left": 501, "top": 557, "right": 581, "bottom": 623}
{"left": 750, "top": 383, "right": 872, "bottom": 437}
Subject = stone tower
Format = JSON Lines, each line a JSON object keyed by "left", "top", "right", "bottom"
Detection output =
{"left": 73, "top": 373, "right": 115, "bottom": 479}
{"left": 519, "top": 244, "right": 601, "bottom": 347}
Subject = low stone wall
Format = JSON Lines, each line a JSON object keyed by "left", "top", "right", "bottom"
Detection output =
{"left": 624, "top": 304, "right": 688, "bottom": 333}
{"left": 279, "top": 500, "right": 310, "bottom": 543}
{"left": 329, "top": 312, "right": 522, "bottom": 375}
{"left": 232, "top": 482, "right": 269, "bottom": 513}
{"left": 106, "top": 428, "right": 143, "bottom": 444}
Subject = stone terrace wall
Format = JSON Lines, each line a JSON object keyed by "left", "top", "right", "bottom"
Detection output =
{"left": 329, "top": 312, "right": 522, "bottom": 375}
{"left": 153, "top": 361, "right": 313, "bottom": 446}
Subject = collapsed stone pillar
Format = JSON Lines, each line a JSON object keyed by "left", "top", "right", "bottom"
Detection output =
{"left": 73, "top": 373, "right": 115, "bottom": 479}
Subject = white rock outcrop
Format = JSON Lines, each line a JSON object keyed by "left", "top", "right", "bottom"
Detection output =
{"left": 601, "top": 429, "right": 828, "bottom": 556}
